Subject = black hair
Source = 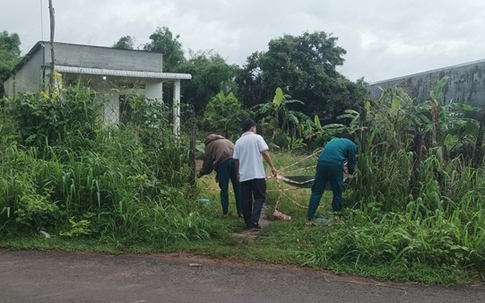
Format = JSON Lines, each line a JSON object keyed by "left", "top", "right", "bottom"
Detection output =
{"left": 242, "top": 119, "right": 257, "bottom": 132}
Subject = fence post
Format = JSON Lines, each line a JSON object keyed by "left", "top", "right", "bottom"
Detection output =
{"left": 189, "top": 109, "right": 197, "bottom": 188}
{"left": 473, "top": 104, "right": 485, "bottom": 168}
{"left": 172, "top": 80, "right": 181, "bottom": 138}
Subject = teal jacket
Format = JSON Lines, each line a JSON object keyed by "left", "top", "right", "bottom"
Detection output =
{"left": 318, "top": 138, "right": 357, "bottom": 174}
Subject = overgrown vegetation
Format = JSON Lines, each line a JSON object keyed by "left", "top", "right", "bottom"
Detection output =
{"left": 0, "top": 85, "right": 227, "bottom": 249}
{"left": 190, "top": 79, "right": 485, "bottom": 284}
{"left": 1, "top": 79, "right": 485, "bottom": 285}
{"left": 2, "top": 26, "right": 485, "bottom": 285}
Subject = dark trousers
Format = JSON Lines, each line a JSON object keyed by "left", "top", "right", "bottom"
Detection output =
{"left": 240, "top": 178, "right": 266, "bottom": 226}
{"left": 307, "top": 161, "right": 344, "bottom": 220}
{"left": 217, "top": 159, "right": 242, "bottom": 215}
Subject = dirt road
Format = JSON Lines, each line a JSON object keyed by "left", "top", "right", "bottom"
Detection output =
{"left": 1, "top": 248, "right": 484, "bottom": 303}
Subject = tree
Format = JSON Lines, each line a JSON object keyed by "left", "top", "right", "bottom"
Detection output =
{"left": 0, "top": 30, "right": 21, "bottom": 55}
{"left": 253, "top": 87, "right": 309, "bottom": 140}
{"left": 175, "top": 50, "right": 238, "bottom": 114}
{"left": 201, "top": 91, "right": 250, "bottom": 139}
{"left": 144, "top": 27, "right": 185, "bottom": 72}
{"left": 113, "top": 36, "right": 135, "bottom": 50}
{"left": 0, "top": 31, "right": 22, "bottom": 97}
{"left": 236, "top": 31, "right": 367, "bottom": 119}
{"left": 121, "top": 27, "right": 236, "bottom": 113}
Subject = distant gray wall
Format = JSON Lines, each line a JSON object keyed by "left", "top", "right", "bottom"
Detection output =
{"left": 367, "top": 59, "right": 485, "bottom": 107}
{"left": 3, "top": 48, "right": 45, "bottom": 96}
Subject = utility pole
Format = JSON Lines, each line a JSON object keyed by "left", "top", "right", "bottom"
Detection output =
{"left": 48, "top": 0, "right": 55, "bottom": 91}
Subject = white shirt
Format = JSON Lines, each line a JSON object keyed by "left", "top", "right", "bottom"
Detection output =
{"left": 233, "top": 132, "right": 269, "bottom": 182}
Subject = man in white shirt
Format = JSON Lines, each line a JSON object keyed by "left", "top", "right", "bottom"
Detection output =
{"left": 233, "top": 119, "right": 277, "bottom": 230}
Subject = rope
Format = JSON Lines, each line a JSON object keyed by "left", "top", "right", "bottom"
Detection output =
{"left": 272, "top": 172, "right": 326, "bottom": 220}
{"left": 275, "top": 174, "right": 314, "bottom": 186}
{"left": 200, "top": 129, "right": 368, "bottom": 221}
{"left": 277, "top": 151, "right": 319, "bottom": 172}
{"left": 199, "top": 151, "right": 325, "bottom": 221}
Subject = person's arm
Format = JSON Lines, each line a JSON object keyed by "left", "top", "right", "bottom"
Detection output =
{"left": 347, "top": 145, "right": 357, "bottom": 175}
{"left": 262, "top": 150, "right": 277, "bottom": 177}
{"left": 198, "top": 152, "right": 214, "bottom": 178}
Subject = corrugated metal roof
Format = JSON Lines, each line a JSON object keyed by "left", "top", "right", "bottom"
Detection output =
{"left": 55, "top": 65, "right": 192, "bottom": 80}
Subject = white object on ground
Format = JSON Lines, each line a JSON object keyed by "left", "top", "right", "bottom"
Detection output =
{"left": 39, "top": 231, "right": 50, "bottom": 238}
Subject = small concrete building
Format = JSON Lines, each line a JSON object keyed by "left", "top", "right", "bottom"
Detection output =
{"left": 3, "top": 41, "right": 191, "bottom": 134}
{"left": 367, "top": 59, "right": 485, "bottom": 107}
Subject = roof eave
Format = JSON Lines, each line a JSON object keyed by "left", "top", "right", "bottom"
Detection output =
{"left": 53, "top": 65, "right": 192, "bottom": 80}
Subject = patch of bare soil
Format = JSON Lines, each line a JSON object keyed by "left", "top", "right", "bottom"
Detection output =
{"left": 230, "top": 206, "right": 274, "bottom": 243}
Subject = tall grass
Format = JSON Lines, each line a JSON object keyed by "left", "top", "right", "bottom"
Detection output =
{"left": 199, "top": 84, "right": 485, "bottom": 283}
{"left": 292, "top": 86, "right": 485, "bottom": 280}
{"left": 0, "top": 86, "right": 224, "bottom": 248}
{"left": 2, "top": 82, "right": 485, "bottom": 284}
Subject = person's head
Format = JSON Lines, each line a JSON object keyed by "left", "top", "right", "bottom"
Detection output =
{"left": 205, "top": 133, "right": 217, "bottom": 141}
{"left": 338, "top": 132, "right": 355, "bottom": 143}
{"left": 242, "top": 119, "right": 257, "bottom": 133}
{"left": 205, "top": 133, "right": 216, "bottom": 145}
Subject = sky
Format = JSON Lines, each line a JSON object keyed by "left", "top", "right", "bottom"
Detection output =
{"left": 2, "top": 0, "right": 485, "bottom": 83}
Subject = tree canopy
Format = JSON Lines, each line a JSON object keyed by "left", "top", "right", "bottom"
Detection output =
{"left": 0, "top": 30, "right": 22, "bottom": 97}
{"left": 201, "top": 91, "right": 249, "bottom": 139}
{"left": 112, "top": 36, "right": 135, "bottom": 50}
{"left": 143, "top": 27, "right": 185, "bottom": 72}
{"left": 0, "top": 30, "right": 21, "bottom": 56}
{"left": 113, "top": 28, "right": 237, "bottom": 112}
{"left": 236, "top": 31, "right": 367, "bottom": 119}
{"left": 110, "top": 28, "right": 368, "bottom": 121}
{"left": 175, "top": 50, "right": 238, "bottom": 114}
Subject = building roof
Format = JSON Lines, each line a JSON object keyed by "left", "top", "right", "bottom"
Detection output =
{"left": 7, "top": 41, "right": 191, "bottom": 80}
{"left": 56, "top": 65, "right": 192, "bottom": 80}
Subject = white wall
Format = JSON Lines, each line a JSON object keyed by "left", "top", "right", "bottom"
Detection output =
{"left": 145, "top": 81, "right": 163, "bottom": 100}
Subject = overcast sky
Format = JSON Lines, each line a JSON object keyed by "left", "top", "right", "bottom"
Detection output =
{"left": 3, "top": 0, "right": 485, "bottom": 83}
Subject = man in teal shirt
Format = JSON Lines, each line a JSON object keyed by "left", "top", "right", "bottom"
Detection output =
{"left": 306, "top": 133, "right": 357, "bottom": 225}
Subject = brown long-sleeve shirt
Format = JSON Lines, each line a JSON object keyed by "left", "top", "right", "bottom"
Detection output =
{"left": 199, "top": 134, "right": 235, "bottom": 175}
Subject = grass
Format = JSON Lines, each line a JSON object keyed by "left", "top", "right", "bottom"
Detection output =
{"left": 168, "top": 148, "right": 485, "bottom": 286}
{"left": 4, "top": 85, "right": 485, "bottom": 286}
{"left": 1, "top": 151, "right": 478, "bottom": 286}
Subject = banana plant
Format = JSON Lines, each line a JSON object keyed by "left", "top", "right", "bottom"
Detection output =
{"left": 308, "top": 114, "right": 346, "bottom": 142}
{"left": 253, "top": 87, "right": 310, "bottom": 140}
{"left": 202, "top": 91, "right": 251, "bottom": 138}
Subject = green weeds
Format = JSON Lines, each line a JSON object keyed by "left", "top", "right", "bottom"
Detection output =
{"left": 0, "top": 86, "right": 214, "bottom": 250}
{"left": 2, "top": 83, "right": 485, "bottom": 286}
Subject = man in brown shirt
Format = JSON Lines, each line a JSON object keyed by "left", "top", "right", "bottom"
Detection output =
{"left": 197, "top": 134, "right": 242, "bottom": 217}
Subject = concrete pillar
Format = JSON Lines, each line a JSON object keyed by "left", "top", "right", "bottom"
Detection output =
{"left": 173, "top": 79, "right": 181, "bottom": 137}
{"left": 145, "top": 81, "right": 163, "bottom": 100}
{"left": 104, "top": 94, "right": 120, "bottom": 125}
